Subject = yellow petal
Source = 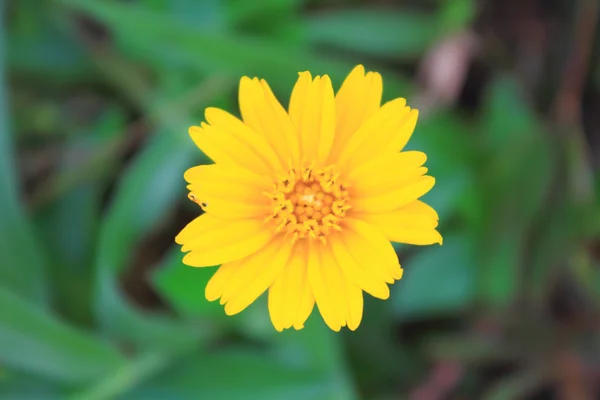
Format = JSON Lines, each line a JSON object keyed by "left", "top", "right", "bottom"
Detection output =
{"left": 292, "top": 282, "right": 315, "bottom": 330}
{"left": 348, "top": 151, "right": 428, "bottom": 194}
{"left": 336, "top": 98, "right": 405, "bottom": 166}
{"left": 205, "top": 262, "right": 238, "bottom": 302}
{"left": 188, "top": 196, "right": 268, "bottom": 220}
{"left": 184, "top": 163, "right": 269, "bottom": 189}
{"left": 288, "top": 71, "right": 311, "bottom": 133}
{"left": 386, "top": 108, "right": 419, "bottom": 153}
{"left": 338, "top": 227, "right": 396, "bottom": 284}
{"left": 343, "top": 278, "right": 363, "bottom": 331}
{"left": 204, "top": 107, "right": 285, "bottom": 173}
{"left": 175, "top": 213, "right": 222, "bottom": 245}
{"left": 355, "top": 201, "right": 443, "bottom": 245}
{"left": 329, "top": 65, "right": 382, "bottom": 162}
{"left": 223, "top": 238, "right": 293, "bottom": 316}
{"left": 288, "top": 73, "right": 335, "bottom": 165}
{"left": 201, "top": 123, "right": 275, "bottom": 176}
{"left": 344, "top": 218, "right": 403, "bottom": 280}
{"left": 189, "top": 123, "right": 274, "bottom": 176}
{"left": 268, "top": 241, "right": 314, "bottom": 331}
{"left": 319, "top": 247, "right": 349, "bottom": 328}
{"left": 184, "top": 164, "right": 271, "bottom": 219}
{"left": 217, "top": 240, "right": 280, "bottom": 305}
{"left": 188, "top": 125, "right": 234, "bottom": 166}
{"left": 239, "top": 77, "right": 299, "bottom": 167}
{"left": 352, "top": 176, "right": 436, "bottom": 213}
{"left": 179, "top": 218, "right": 273, "bottom": 267}
{"left": 337, "top": 99, "right": 419, "bottom": 168}
{"left": 307, "top": 242, "right": 343, "bottom": 331}
{"left": 267, "top": 269, "right": 286, "bottom": 331}
{"left": 329, "top": 233, "right": 390, "bottom": 299}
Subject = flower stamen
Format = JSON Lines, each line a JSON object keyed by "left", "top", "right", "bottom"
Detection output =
{"left": 265, "top": 165, "right": 350, "bottom": 242}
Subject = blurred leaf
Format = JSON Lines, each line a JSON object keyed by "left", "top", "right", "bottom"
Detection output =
{"left": 393, "top": 234, "right": 475, "bottom": 320}
{"left": 35, "top": 109, "right": 125, "bottom": 326}
{"left": 141, "top": 0, "right": 226, "bottom": 29}
{"left": 130, "top": 349, "right": 350, "bottom": 400}
{"left": 303, "top": 9, "right": 438, "bottom": 59}
{"left": 69, "top": 40, "right": 233, "bottom": 348}
{"left": 406, "top": 110, "right": 476, "bottom": 222}
{"left": 345, "top": 298, "right": 423, "bottom": 392}
{"left": 8, "top": 0, "right": 94, "bottom": 80}
{"left": 481, "top": 75, "right": 540, "bottom": 147}
{"left": 477, "top": 75, "right": 554, "bottom": 306}
{"left": 227, "top": 0, "right": 302, "bottom": 29}
{"left": 0, "top": 5, "right": 48, "bottom": 304}
{"left": 235, "top": 306, "right": 356, "bottom": 398}
{"left": 439, "top": 0, "right": 477, "bottom": 33}
{"left": 424, "top": 334, "right": 521, "bottom": 363}
{"left": 56, "top": 0, "right": 412, "bottom": 94}
{"left": 483, "top": 366, "right": 548, "bottom": 400}
{"left": 94, "top": 128, "right": 204, "bottom": 348}
{"left": 0, "top": 287, "right": 125, "bottom": 385}
{"left": 479, "top": 232, "right": 524, "bottom": 306}
{"left": 0, "top": 371, "right": 62, "bottom": 400}
{"left": 152, "top": 246, "right": 224, "bottom": 319}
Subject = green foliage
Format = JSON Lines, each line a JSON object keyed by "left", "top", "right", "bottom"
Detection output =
{"left": 0, "top": 287, "right": 125, "bottom": 386}
{"left": 4, "top": 0, "right": 599, "bottom": 398}
{"left": 0, "top": 3, "right": 49, "bottom": 304}
{"left": 152, "top": 248, "right": 225, "bottom": 319}
{"left": 393, "top": 234, "right": 475, "bottom": 320}
{"left": 304, "top": 9, "right": 438, "bottom": 59}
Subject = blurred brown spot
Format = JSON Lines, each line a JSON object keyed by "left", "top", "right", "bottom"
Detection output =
{"left": 415, "top": 31, "right": 479, "bottom": 114}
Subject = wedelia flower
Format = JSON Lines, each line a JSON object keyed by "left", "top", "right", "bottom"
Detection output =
{"left": 175, "top": 65, "right": 442, "bottom": 332}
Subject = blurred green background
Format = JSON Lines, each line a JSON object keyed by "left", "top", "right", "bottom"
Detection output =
{"left": 3, "top": 0, "right": 600, "bottom": 398}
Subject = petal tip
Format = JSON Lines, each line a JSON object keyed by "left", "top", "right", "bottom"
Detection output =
{"left": 224, "top": 303, "right": 238, "bottom": 316}
{"left": 351, "top": 64, "right": 365, "bottom": 75}
{"left": 348, "top": 323, "right": 360, "bottom": 331}
{"left": 188, "top": 125, "right": 202, "bottom": 136}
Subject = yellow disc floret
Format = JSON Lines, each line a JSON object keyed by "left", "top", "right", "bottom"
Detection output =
{"left": 265, "top": 165, "right": 350, "bottom": 243}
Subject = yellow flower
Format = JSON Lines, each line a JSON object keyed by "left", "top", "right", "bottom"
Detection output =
{"left": 175, "top": 65, "right": 442, "bottom": 332}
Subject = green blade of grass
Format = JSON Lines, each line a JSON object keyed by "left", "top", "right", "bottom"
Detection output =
{"left": 0, "top": 287, "right": 125, "bottom": 385}
{"left": 0, "top": 1, "right": 49, "bottom": 304}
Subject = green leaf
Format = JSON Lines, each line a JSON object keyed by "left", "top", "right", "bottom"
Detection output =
{"left": 393, "top": 234, "right": 475, "bottom": 320}
{"left": 142, "top": 0, "right": 226, "bottom": 29}
{"left": 56, "top": 0, "right": 412, "bottom": 95}
{"left": 481, "top": 75, "right": 540, "bottom": 147}
{"left": 93, "top": 129, "right": 203, "bottom": 348}
{"left": 152, "top": 247, "right": 224, "bottom": 319}
{"left": 230, "top": 305, "right": 356, "bottom": 398}
{"left": 477, "top": 231, "right": 524, "bottom": 306}
{"left": 35, "top": 109, "right": 125, "bottom": 326}
{"left": 406, "top": 110, "right": 476, "bottom": 222}
{"left": 483, "top": 366, "right": 548, "bottom": 400}
{"left": 344, "top": 298, "right": 423, "bottom": 392}
{"left": 303, "top": 9, "right": 438, "bottom": 59}
{"left": 129, "top": 349, "right": 350, "bottom": 400}
{"left": 424, "top": 334, "right": 521, "bottom": 363}
{"left": 227, "top": 0, "right": 303, "bottom": 27}
{"left": 0, "top": 4, "right": 49, "bottom": 304}
{"left": 477, "top": 75, "right": 555, "bottom": 306}
{"left": 0, "top": 371, "right": 62, "bottom": 400}
{"left": 8, "top": 0, "right": 94, "bottom": 80}
{"left": 0, "top": 287, "right": 125, "bottom": 385}
{"left": 438, "top": 0, "right": 477, "bottom": 33}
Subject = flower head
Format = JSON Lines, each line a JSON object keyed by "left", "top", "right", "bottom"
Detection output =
{"left": 176, "top": 65, "right": 442, "bottom": 331}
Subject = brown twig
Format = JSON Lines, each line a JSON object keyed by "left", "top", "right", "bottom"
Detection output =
{"left": 553, "top": 0, "right": 598, "bottom": 126}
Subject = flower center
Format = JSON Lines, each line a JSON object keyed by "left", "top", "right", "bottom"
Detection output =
{"left": 265, "top": 165, "right": 350, "bottom": 243}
